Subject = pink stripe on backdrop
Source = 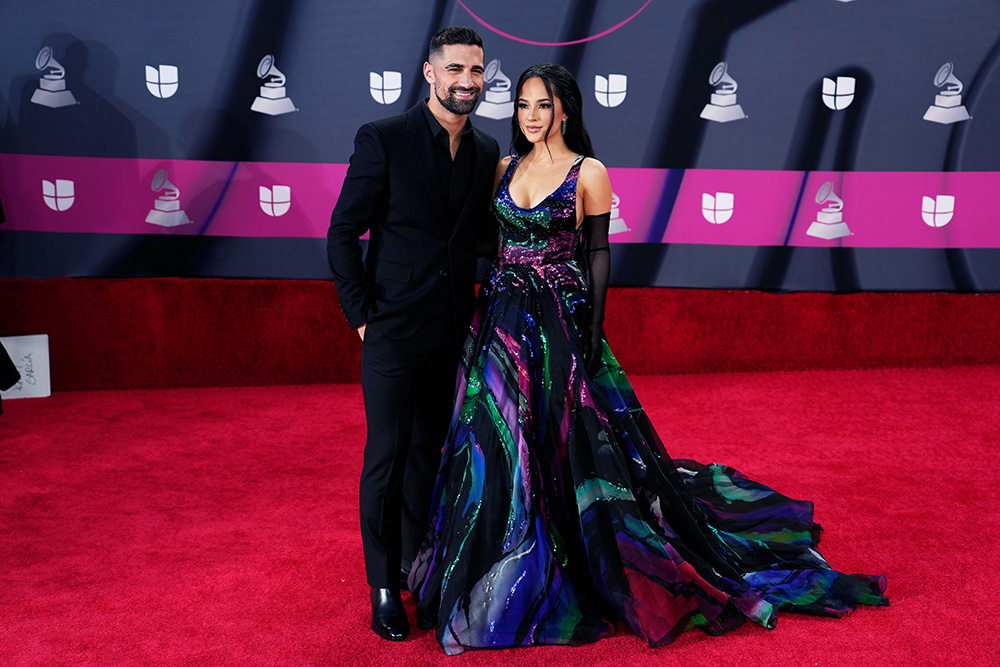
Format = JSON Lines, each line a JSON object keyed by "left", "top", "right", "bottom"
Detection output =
{"left": 0, "top": 154, "right": 346, "bottom": 238}
{"left": 2, "top": 154, "right": 999, "bottom": 248}
{"left": 626, "top": 169, "right": 1000, "bottom": 249}
{"left": 603, "top": 167, "right": 670, "bottom": 244}
{"left": 786, "top": 171, "right": 998, "bottom": 249}
{"left": 660, "top": 169, "right": 805, "bottom": 246}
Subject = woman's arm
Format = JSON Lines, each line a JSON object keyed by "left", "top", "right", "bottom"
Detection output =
{"left": 578, "top": 158, "right": 613, "bottom": 375}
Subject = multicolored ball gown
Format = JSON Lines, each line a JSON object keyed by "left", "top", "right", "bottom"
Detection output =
{"left": 409, "top": 155, "right": 888, "bottom": 655}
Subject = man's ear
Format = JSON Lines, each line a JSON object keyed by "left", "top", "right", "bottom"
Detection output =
{"left": 423, "top": 61, "right": 434, "bottom": 85}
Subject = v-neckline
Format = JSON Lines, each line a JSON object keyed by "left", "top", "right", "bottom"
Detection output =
{"left": 506, "top": 155, "right": 583, "bottom": 211}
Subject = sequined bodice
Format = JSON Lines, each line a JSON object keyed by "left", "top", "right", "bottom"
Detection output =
{"left": 493, "top": 155, "right": 584, "bottom": 266}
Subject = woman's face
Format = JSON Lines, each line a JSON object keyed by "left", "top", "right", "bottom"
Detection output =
{"left": 516, "top": 76, "right": 567, "bottom": 146}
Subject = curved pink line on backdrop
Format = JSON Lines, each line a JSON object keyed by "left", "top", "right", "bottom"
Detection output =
{"left": 455, "top": 0, "right": 653, "bottom": 46}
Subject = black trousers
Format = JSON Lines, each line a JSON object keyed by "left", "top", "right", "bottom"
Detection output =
{"left": 358, "top": 325, "right": 461, "bottom": 588}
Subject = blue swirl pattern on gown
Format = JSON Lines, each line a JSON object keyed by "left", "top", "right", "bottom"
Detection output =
{"left": 409, "top": 155, "right": 888, "bottom": 655}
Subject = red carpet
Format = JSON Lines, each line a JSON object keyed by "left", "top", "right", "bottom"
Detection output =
{"left": 3, "top": 367, "right": 998, "bottom": 665}
{"left": 5, "top": 278, "right": 1000, "bottom": 389}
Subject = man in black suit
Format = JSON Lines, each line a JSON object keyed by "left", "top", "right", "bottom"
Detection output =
{"left": 327, "top": 26, "right": 500, "bottom": 641}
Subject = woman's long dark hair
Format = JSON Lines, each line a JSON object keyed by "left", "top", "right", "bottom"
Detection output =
{"left": 510, "top": 63, "right": 595, "bottom": 159}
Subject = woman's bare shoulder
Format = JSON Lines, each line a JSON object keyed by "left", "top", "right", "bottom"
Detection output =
{"left": 578, "top": 157, "right": 611, "bottom": 195}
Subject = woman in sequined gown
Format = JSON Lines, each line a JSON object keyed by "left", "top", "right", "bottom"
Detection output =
{"left": 408, "top": 64, "right": 888, "bottom": 655}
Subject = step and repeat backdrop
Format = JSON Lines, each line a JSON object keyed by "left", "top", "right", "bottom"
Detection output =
{"left": 1, "top": 0, "right": 999, "bottom": 290}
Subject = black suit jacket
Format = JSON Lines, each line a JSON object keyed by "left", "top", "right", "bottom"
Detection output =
{"left": 328, "top": 102, "right": 500, "bottom": 342}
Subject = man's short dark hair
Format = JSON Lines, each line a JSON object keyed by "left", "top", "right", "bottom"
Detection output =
{"left": 428, "top": 26, "right": 483, "bottom": 60}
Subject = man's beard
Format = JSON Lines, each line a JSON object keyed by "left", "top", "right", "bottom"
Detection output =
{"left": 435, "top": 84, "right": 480, "bottom": 115}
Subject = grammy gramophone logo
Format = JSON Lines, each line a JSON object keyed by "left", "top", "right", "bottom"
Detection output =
{"left": 700, "top": 62, "right": 746, "bottom": 123}
{"left": 475, "top": 58, "right": 514, "bottom": 120}
{"left": 923, "top": 63, "right": 971, "bottom": 124}
{"left": 251, "top": 55, "right": 296, "bottom": 115}
{"left": 609, "top": 193, "right": 629, "bottom": 234}
{"left": 145, "top": 169, "right": 192, "bottom": 227}
{"left": 807, "top": 182, "right": 850, "bottom": 239}
{"left": 30, "top": 46, "right": 77, "bottom": 108}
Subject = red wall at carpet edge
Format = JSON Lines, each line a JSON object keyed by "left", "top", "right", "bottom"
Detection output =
{"left": 2, "top": 277, "right": 999, "bottom": 391}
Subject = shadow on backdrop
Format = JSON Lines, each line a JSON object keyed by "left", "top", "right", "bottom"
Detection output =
{"left": 11, "top": 35, "right": 138, "bottom": 158}
{"left": 623, "top": 0, "right": 795, "bottom": 288}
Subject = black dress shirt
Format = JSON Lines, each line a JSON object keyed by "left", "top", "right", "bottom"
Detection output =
{"left": 420, "top": 100, "right": 475, "bottom": 229}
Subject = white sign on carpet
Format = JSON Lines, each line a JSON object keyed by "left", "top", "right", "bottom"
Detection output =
{"left": 1, "top": 335, "right": 52, "bottom": 399}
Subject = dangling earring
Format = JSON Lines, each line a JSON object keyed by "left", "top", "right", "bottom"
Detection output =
{"left": 561, "top": 117, "right": 567, "bottom": 135}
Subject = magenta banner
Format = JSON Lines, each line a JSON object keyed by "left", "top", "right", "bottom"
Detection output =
{"left": 0, "top": 155, "right": 345, "bottom": 239}
{"left": 3, "top": 154, "right": 997, "bottom": 249}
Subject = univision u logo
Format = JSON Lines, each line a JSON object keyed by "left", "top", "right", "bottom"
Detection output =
{"left": 370, "top": 71, "right": 401, "bottom": 104}
{"left": 595, "top": 74, "right": 627, "bottom": 108}
{"left": 702, "top": 192, "right": 734, "bottom": 224}
{"left": 921, "top": 195, "right": 955, "bottom": 228}
{"left": 42, "top": 179, "right": 74, "bottom": 211}
{"left": 146, "top": 65, "right": 179, "bottom": 98}
{"left": 260, "top": 185, "right": 291, "bottom": 217}
{"left": 822, "top": 76, "right": 855, "bottom": 110}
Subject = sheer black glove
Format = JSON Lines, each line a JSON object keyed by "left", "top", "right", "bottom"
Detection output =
{"left": 582, "top": 322, "right": 604, "bottom": 377}
{"left": 581, "top": 212, "right": 610, "bottom": 376}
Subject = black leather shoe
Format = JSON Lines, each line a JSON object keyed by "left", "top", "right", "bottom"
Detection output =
{"left": 370, "top": 587, "right": 409, "bottom": 641}
{"left": 399, "top": 566, "right": 410, "bottom": 593}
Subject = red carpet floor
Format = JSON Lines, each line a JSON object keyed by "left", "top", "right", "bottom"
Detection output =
{"left": 2, "top": 367, "right": 999, "bottom": 666}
